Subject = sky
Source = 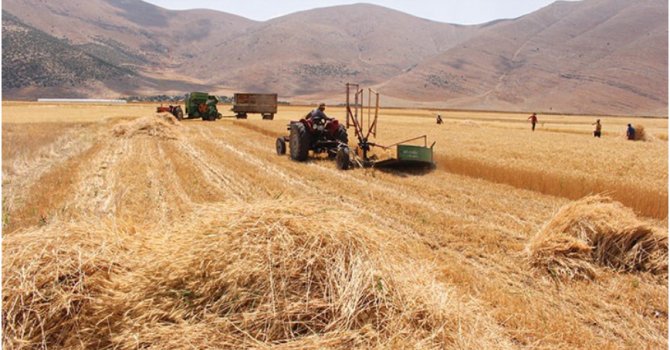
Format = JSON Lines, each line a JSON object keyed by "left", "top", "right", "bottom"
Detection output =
{"left": 142, "top": 0, "right": 573, "bottom": 25}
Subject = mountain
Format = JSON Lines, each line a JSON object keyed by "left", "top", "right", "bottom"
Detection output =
{"left": 2, "top": 11, "right": 134, "bottom": 97}
{"left": 381, "top": 0, "right": 668, "bottom": 115}
{"left": 2, "top": 0, "right": 667, "bottom": 116}
{"left": 187, "top": 4, "right": 479, "bottom": 97}
{"left": 2, "top": 0, "right": 256, "bottom": 65}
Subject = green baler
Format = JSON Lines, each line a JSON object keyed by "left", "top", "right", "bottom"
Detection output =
{"left": 397, "top": 144, "right": 434, "bottom": 163}
{"left": 184, "top": 92, "right": 222, "bottom": 121}
{"left": 374, "top": 136, "right": 435, "bottom": 168}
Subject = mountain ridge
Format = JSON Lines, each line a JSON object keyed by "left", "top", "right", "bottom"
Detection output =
{"left": 2, "top": 0, "right": 667, "bottom": 116}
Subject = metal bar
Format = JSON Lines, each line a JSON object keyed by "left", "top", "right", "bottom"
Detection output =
{"left": 355, "top": 88, "right": 363, "bottom": 133}
{"left": 372, "top": 89, "right": 379, "bottom": 137}
{"left": 374, "top": 92, "right": 379, "bottom": 136}
{"left": 365, "top": 89, "right": 379, "bottom": 138}
{"left": 346, "top": 83, "right": 351, "bottom": 128}
{"left": 385, "top": 135, "right": 428, "bottom": 148}
{"left": 367, "top": 89, "right": 371, "bottom": 136}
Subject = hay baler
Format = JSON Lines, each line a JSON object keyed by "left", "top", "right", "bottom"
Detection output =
{"left": 184, "top": 92, "right": 222, "bottom": 121}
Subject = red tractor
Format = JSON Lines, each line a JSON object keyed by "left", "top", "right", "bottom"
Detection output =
{"left": 276, "top": 114, "right": 350, "bottom": 169}
{"left": 156, "top": 105, "right": 184, "bottom": 120}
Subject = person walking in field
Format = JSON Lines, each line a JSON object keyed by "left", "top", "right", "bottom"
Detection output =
{"left": 436, "top": 114, "right": 443, "bottom": 124}
{"left": 592, "top": 119, "right": 602, "bottom": 138}
{"left": 626, "top": 123, "right": 636, "bottom": 140}
{"left": 528, "top": 113, "right": 538, "bottom": 131}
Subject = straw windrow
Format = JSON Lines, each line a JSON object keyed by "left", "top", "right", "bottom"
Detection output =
{"left": 527, "top": 195, "right": 668, "bottom": 280}
{"left": 112, "top": 114, "right": 182, "bottom": 140}
{"left": 3, "top": 200, "right": 510, "bottom": 349}
{"left": 2, "top": 220, "right": 137, "bottom": 348}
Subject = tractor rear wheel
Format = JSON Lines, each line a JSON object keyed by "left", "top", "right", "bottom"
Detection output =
{"left": 336, "top": 147, "right": 350, "bottom": 170}
{"left": 336, "top": 125, "right": 348, "bottom": 144}
{"left": 276, "top": 137, "right": 286, "bottom": 155}
{"left": 290, "top": 122, "right": 310, "bottom": 161}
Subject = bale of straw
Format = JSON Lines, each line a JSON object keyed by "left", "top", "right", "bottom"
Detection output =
{"left": 2, "top": 221, "right": 135, "bottom": 349}
{"left": 156, "top": 113, "right": 180, "bottom": 125}
{"left": 112, "top": 115, "right": 181, "bottom": 140}
{"left": 634, "top": 124, "right": 648, "bottom": 141}
{"left": 527, "top": 195, "right": 668, "bottom": 280}
{"left": 98, "top": 200, "right": 508, "bottom": 349}
{"left": 3, "top": 200, "right": 510, "bottom": 348}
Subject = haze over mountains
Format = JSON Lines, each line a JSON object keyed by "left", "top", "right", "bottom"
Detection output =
{"left": 2, "top": 0, "right": 667, "bottom": 115}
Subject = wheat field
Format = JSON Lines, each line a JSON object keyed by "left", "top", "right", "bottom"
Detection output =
{"left": 2, "top": 101, "right": 668, "bottom": 349}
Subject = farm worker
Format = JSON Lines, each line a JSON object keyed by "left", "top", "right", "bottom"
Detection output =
{"left": 626, "top": 124, "right": 636, "bottom": 140}
{"left": 592, "top": 119, "right": 602, "bottom": 138}
{"left": 527, "top": 113, "right": 538, "bottom": 131}
{"left": 436, "top": 114, "right": 443, "bottom": 124}
{"left": 307, "top": 103, "right": 332, "bottom": 125}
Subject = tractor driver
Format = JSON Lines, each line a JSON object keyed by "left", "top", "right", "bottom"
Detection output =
{"left": 306, "top": 103, "right": 332, "bottom": 125}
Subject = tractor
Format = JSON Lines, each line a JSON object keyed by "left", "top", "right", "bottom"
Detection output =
{"left": 276, "top": 111, "right": 350, "bottom": 169}
{"left": 156, "top": 105, "right": 184, "bottom": 120}
{"left": 184, "top": 92, "right": 222, "bottom": 121}
{"left": 275, "top": 83, "right": 435, "bottom": 171}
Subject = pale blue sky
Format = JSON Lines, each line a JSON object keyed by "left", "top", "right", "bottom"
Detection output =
{"left": 142, "top": 0, "right": 576, "bottom": 25}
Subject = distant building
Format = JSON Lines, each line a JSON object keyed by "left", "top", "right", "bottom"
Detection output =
{"left": 37, "top": 98, "right": 127, "bottom": 103}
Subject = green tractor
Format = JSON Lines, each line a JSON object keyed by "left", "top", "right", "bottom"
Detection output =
{"left": 184, "top": 92, "right": 222, "bottom": 121}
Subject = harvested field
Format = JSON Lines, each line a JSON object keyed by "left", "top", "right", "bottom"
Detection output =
{"left": 2, "top": 102, "right": 668, "bottom": 349}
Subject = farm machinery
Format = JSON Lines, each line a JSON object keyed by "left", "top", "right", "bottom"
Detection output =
{"left": 275, "top": 106, "right": 349, "bottom": 167}
{"left": 184, "top": 92, "right": 222, "bottom": 121}
{"left": 232, "top": 93, "right": 278, "bottom": 120}
{"left": 276, "top": 83, "right": 435, "bottom": 170}
{"left": 156, "top": 105, "right": 184, "bottom": 120}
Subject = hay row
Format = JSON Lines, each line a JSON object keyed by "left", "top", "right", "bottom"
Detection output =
{"left": 112, "top": 114, "right": 182, "bottom": 140}
{"left": 3, "top": 200, "right": 510, "bottom": 349}
{"left": 527, "top": 195, "right": 668, "bottom": 280}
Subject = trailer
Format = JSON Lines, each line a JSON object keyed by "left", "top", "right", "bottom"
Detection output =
{"left": 232, "top": 93, "right": 278, "bottom": 120}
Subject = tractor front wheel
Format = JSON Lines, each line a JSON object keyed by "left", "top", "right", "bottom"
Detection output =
{"left": 289, "top": 122, "right": 310, "bottom": 161}
{"left": 276, "top": 137, "right": 286, "bottom": 155}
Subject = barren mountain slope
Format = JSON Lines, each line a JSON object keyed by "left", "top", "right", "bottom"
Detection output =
{"left": 1, "top": 11, "right": 135, "bottom": 97}
{"left": 381, "top": 0, "right": 668, "bottom": 115}
{"left": 190, "top": 3, "right": 479, "bottom": 97}
{"left": 2, "top": 0, "right": 257, "bottom": 67}
{"left": 2, "top": 0, "right": 667, "bottom": 116}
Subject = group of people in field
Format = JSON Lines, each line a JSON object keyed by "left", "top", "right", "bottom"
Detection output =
{"left": 435, "top": 112, "right": 638, "bottom": 140}
{"left": 527, "top": 113, "right": 637, "bottom": 140}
